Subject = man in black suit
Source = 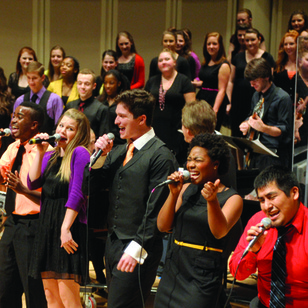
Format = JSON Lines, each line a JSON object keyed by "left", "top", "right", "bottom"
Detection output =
{"left": 65, "top": 68, "right": 109, "bottom": 138}
{"left": 83, "top": 89, "right": 177, "bottom": 308}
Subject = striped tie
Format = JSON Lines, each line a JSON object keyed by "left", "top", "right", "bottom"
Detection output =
{"left": 269, "top": 226, "right": 292, "bottom": 308}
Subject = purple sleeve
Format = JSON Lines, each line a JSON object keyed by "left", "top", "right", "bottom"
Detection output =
{"left": 190, "top": 51, "right": 201, "bottom": 78}
{"left": 27, "top": 151, "right": 54, "bottom": 190}
{"left": 46, "top": 93, "right": 64, "bottom": 125}
{"left": 66, "top": 147, "right": 90, "bottom": 224}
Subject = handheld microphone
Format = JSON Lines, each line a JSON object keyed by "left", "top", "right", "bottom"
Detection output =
{"left": 0, "top": 128, "right": 11, "bottom": 137}
{"left": 157, "top": 170, "right": 191, "bottom": 187}
{"left": 29, "top": 133, "right": 61, "bottom": 145}
{"left": 89, "top": 133, "right": 115, "bottom": 167}
{"left": 241, "top": 217, "right": 272, "bottom": 259}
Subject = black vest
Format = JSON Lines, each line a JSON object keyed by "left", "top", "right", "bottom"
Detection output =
{"left": 24, "top": 90, "right": 55, "bottom": 135}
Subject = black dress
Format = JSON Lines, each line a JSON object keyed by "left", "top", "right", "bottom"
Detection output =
{"left": 294, "top": 74, "right": 308, "bottom": 148}
{"left": 230, "top": 51, "right": 275, "bottom": 137}
{"left": 118, "top": 57, "right": 135, "bottom": 84}
{"left": 145, "top": 73, "right": 195, "bottom": 164}
{"left": 197, "top": 60, "right": 230, "bottom": 130}
{"left": 273, "top": 70, "right": 296, "bottom": 98}
{"left": 154, "top": 184, "right": 238, "bottom": 308}
{"left": 29, "top": 156, "right": 86, "bottom": 284}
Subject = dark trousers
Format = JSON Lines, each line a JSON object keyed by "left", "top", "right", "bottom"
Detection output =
{"left": 0, "top": 215, "right": 47, "bottom": 308}
{"left": 250, "top": 296, "right": 268, "bottom": 308}
{"left": 105, "top": 233, "right": 163, "bottom": 308}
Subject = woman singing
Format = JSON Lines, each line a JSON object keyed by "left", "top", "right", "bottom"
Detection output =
{"left": 154, "top": 133, "right": 242, "bottom": 308}
{"left": 193, "top": 32, "right": 230, "bottom": 131}
{"left": 45, "top": 45, "right": 66, "bottom": 82}
{"left": 145, "top": 48, "right": 195, "bottom": 164}
{"left": 149, "top": 29, "right": 191, "bottom": 79}
{"left": 227, "top": 28, "right": 275, "bottom": 137}
{"left": 28, "top": 109, "right": 90, "bottom": 308}
{"left": 8, "top": 47, "right": 48, "bottom": 100}
{"left": 274, "top": 30, "right": 299, "bottom": 96}
{"left": 116, "top": 31, "right": 145, "bottom": 89}
{"left": 97, "top": 69, "right": 129, "bottom": 146}
{"left": 48, "top": 56, "right": 80, "bottom": 106}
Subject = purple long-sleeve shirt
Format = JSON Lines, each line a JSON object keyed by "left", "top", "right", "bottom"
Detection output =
{"left": 27, "top": 146, "right": 90, "bottom": 224}
{"left": 14, "top": 87, "right": 63, "bottom": 125}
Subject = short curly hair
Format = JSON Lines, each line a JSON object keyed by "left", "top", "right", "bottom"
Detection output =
{"left": 188, "top": 133, "right": 230, "bottom": 175}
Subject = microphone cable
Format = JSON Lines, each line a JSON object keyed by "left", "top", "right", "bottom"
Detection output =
{"left": 83, "top": 163, "right": 93, "bottom": 306}
{"left": 223, "top": 250, "right": 252, "bottom": 308}
{"left": 137, "top": 180, "right": 168, "bottom": 308}
{"left": 223, "top": 258, "right": 240, "bottom": 308}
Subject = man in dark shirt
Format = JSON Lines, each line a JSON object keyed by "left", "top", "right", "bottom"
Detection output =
{"left": 239, "top": 58, "right": 293, "bottom": 170}
{"left": 65, "top": 69, "right": 109, "bottom": 138}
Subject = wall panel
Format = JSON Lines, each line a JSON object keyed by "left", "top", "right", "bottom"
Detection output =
{"left": 0, "top": 0, "right": 33, "bottom": 77}
{"left": 181, "top": 0, "right": 229, "bottom": 64}
{"left": 0, "top": 0, "right": 308, "bottom": 87}
{"left": 117, "top": 0, "right": 166, "bottom": 79}
{"left": 49, "top": 0, "right": 102, "bottom": 74}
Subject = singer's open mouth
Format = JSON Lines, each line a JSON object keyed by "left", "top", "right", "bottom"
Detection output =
{"left": 189, "top": 172, "right": 199, "bottom": 181}
{"left": 11, "top": 127, "right": 18, "bottom": 134}
{"left": 268, "top": 211, "right": 279, "bottom": 220}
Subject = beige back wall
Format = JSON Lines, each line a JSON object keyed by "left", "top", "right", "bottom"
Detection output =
{"left": 0, "top": 0, "right": 308, "bottom": 86}
{"left": 0, "top": 0, "right": 33, "bottom": 75}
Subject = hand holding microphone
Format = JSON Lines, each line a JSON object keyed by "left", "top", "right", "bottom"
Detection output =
{"left": 0, "top": 128, "right": 11, "bottom": 137}
{"left": 242, "top": 217, "right": 272, "bottom": 258}
{"left": 29, "top": 133, "right": 60, "bottom": 155}
{"left": 90, "top": 133, "right": 115, "bottom": 167}
{"left": 156, "top": 170, "right": 190, "bottom": 195}
{"left": 29, "top": 133, "right": 61, "bottom": 145}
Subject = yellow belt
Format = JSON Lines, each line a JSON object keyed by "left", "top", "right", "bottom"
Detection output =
{"left": 174, "top": 239, "right": 223, "bottom": 253}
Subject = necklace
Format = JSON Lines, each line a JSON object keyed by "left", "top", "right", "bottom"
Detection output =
{"left": 159, "top": 83, "right": 166, "bottom": 111}
{"left": 159, "top": 72, "right": 177, "bottom": 111}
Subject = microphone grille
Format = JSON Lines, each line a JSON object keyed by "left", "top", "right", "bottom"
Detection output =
{"left": 3, "top": 128, "right": 11, "bottom": 135}
{"left": 54, "top": 133, "right": 61, "bottom": 141}
{"left": 261, "top": 217, "right": 272, "bottom": 230}
{"left": 107, "top": 133, "right": 115, "bottom": 141}
{"left": 182, "top": 170, "right": 190, "bottom": 181}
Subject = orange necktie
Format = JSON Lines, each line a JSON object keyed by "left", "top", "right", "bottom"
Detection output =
{"left": 123, "top": 143, "right": 135, "bottom": 166}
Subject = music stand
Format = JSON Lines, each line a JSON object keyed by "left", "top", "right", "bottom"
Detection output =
{"left": 221, "top": 135, "right": 279, "bottom": 169}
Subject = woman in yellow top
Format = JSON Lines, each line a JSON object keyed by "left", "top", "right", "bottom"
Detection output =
{"left": 48, "top": 56, "right": 79, "bottom": 106}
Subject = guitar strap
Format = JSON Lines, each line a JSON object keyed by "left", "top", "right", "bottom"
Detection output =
{"left": 248, "top": 86, "right": 279, "bottom": 141}
{"left": 261, "top": 86, "right": 279, "bottom": 120}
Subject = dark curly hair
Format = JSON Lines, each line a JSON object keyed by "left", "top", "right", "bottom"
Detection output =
{"left": 188, "top": 133, "right": 230, "bottom": 175}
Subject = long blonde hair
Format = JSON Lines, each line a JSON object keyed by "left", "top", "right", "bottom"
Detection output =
{"left": 47, "top": 109, "right": 90, "bottom": 182}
